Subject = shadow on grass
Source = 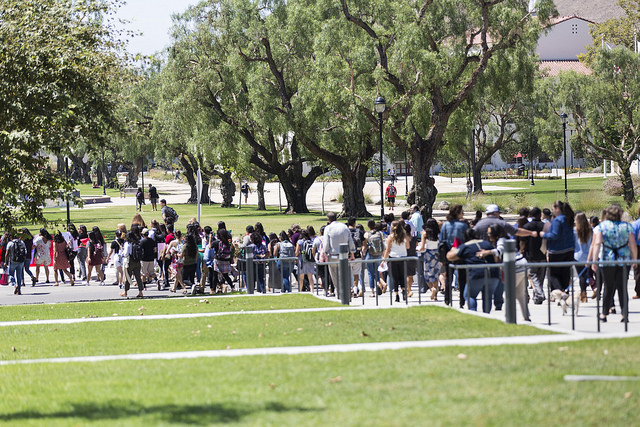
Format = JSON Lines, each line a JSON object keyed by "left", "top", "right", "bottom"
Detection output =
{"left": 0, "top": 400, "right": 322, "bottom": 424}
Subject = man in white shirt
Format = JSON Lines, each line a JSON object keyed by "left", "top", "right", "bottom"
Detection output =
{"left": 322, "top": 212, "right": 355, "bottom": 297}
{"left": 409, "top": 204, "right": 424, "bottom": 235}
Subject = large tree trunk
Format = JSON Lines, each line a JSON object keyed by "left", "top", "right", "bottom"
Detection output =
{"left": 256, "top": 175, "right": 266, "bottom": 211}
{"left": 219, "top": 171, "right": 236, "bottom": 207}
{"left": 180, "top": 153, "right": 212, "bottom": 204}
{"left": 619, "top": 160, "right": 635, "bottom": 206}
{"left": 472, "top": 163, "right": 484, "bottom": 194}
{"left": 339, "top": 163, "right": 371, "bottom": 218}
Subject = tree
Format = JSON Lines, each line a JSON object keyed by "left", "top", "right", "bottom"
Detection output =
{"left": 561, "top": 47, "right": 640, "bottom": 205}
{"left": 0, "top": 0, "right": 126, "bottom": 229}
{"left": 339, "top": 0, "right": 555, "bottom": 219}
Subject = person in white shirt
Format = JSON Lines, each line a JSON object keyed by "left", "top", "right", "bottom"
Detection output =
{"left": 322, "top": 212, "right": 355, "bottom": 297}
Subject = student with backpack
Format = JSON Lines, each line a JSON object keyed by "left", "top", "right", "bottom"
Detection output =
{"left": 86, "top": 230, "right": 106, "bottom": 286}
{"left": 363, "top": 219, "right": 385, "bottom": 296}
{"left": 295, "top": 229, "right": 315, "bottom": 292}
{"left": 385, "top": 183, "right": 397, "bottom": 211}
{"left": 249, "top": 231, "right": 268, "bottom": 293}
{"left": 212, "top": 228, "right": 236, "bottom": 293}
{"left": 6, "top": 233, "right": 27, "bottom": 295}
{"left": 121, "top": 231, "right": 144, "bottom": 298}
{"left": 160, "top": 199, "right": 179, "bottom": 225}
{"left": 53, "top": 232, "right": 75, "bottom": 286}
{"left": 348, "top": 217, "right": 365, "bottom": 297}
{"left": 276, "top": 230, "right": 295, "bottom": 292}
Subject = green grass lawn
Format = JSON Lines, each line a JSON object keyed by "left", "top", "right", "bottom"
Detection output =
{"left": 32, "top": 204, "right": 331, "bottom": 241}
{"left": 0, "top": 295, "right": 637, "bottom": 425}
{"left": 0, "top": 305, "right": 551, "bottom": 361}
{"left": 0, "top": 294, "right": 339, "bottom": 322}
{"left": 0, "top": 338, "right": 637, "bottom": 425}
{"left": 438, "top": 176, "right": 623, "bottom": 216}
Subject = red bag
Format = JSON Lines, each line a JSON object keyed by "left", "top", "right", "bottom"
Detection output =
{"left": 0, "top": 273, "right": 8, "bottom": 286}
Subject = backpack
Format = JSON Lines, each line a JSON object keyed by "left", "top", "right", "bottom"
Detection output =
{"left": 130, "top": 241, "right": 143, "bottom": 262}
{"left": 388, "top": 186, "right": 396, "bottom": 197}
{"left": 216, "top": 241, "right": 232, "bottom": 260}
{"left": 350, "top": 228, "right": 363, "bottom": 257}
{"left": 164, "top": 206, "right": 179, "bottom": 223}
{"left": 437, "top": 240, "right": 451, "bottom": 263}
{"left": 367, "top": 231, "right": 384, "bottom": 256}
{"left": 279, "top": 240, "right": 295, "bottom": 258}
{"left": 302, "top": 239, "right": 314, "bottom": 263}
{"left": 253, "top": 242, "right": 266, "bottom": 258}
{"left": 12, "top": 239, "right": 26, "bottom": 263}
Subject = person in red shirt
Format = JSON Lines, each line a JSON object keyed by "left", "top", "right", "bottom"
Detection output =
{"left": 385, "top": 183, "right": 397, "bottom": 211}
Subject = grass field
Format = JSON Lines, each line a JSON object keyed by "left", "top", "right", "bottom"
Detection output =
{"left": 0, "top": 295, "right": 637, "bottom": 425}
{"left": 437, "top": 176, "right": 623, "bottom": 216}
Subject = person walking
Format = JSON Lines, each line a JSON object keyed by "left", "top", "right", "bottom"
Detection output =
{"left": 86, "top": 230, "right": 106, "bottom": 286}
{"left": 385, "top": 182, "right": 397, "bottom": 211}
{"left": 541, "top": 201, "right": 575, "bottom": 297}
{"left": 363, "top": 220, "right": 385, "bottom": 297}
{"left": 590, "top": 204, "right": 637, "bottom": 323}
{"left": 276, "top": 230, "right": 295, "bottom": 293}
{"left": 20, "top": 228, "right": 36, "bottom": 287}
{"left": 418, "top": 218, "right": 440, "bottom": 300}
{"left": 6, "top": 233, "right": 27, "bottom": 295}
{"left": 52, "top": 233, "right": 74, "bottom": 286}
{"left": 522, "top": 207, "right": 546, "bottom": 304}
{"left": 140, "top": 228, "right": 158, "bottom": 286}
{"left": 438, "top": 204, "right": 469, "bottom": 306}
{"left": 574, "top": 211, "right": 594, "bottom": 303}
{"left": 381, "top": 220, "right": 411, "bottom": 302}
{"left": 33, "top": 228, "right": 52, "bottom": 284}
{"left": 135, "top": 187, "right": 145, "bottom": 212}
{"left": 322, "top": 212, "right": 355, "bottom": 297}
{"left": 148, "top": 183, "right": 159, "bottom": 211}
{"left": 121, "top": 231, "right": 144, "bottom": 298}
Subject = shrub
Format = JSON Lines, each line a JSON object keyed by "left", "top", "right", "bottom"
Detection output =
{"left": 602, "top": 176, "right": 640, "bottom": 196}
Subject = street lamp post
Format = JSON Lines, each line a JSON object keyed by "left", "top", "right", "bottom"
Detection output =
{"left": 529, "top": 139, "right": 535, "bottom": 186}
{"left": 65, "top": 156, "right": 70, "bottom": 229}
{"left": 374, "top": 96, "right": 386, "bottom": 221}
{"left": 560, "top": 113, "right": 568, "bottom": 201}
{"left": 102, "top": 149, "right": 106, "bottom": 196}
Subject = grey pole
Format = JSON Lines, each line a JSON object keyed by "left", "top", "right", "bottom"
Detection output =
{"left": 503, "top": 239, "right": 517, "bottom": 324}
{"left": 339, "top": 243, "right": 351, "bottom": 305}
{"left": 245, "top": 246, "right": 255, "bottom": 294}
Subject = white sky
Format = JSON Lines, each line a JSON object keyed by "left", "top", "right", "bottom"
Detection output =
{"left": 115, "top": 0, "right": 199, "bottom": 57}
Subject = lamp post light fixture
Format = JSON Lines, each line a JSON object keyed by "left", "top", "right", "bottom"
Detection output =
{"left": 374, "top": 96, "right": 386, "bottom": 221}
{"left": 560, "top": 112, "right": 568, "bottom": 201}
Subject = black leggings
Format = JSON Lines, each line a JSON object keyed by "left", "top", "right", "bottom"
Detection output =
{"left": 548, "top": 251, "right": 574, "bottom": 291}
{"left": 601, "top": 266, "right": 628, "bottom": 316}
{"left": 389, "top": 258, "right": 405, "bottom": 293}
{"left": 182, "top": 263, "right": 197, "bottom": 285}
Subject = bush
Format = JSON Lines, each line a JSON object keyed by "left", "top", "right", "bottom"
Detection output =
{"left": 602, "top": 176, "right": 640, "bottom": 196}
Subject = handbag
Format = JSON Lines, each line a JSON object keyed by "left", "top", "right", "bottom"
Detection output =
{"left": 0, "top": 272, "right": 7, "bottom": 286}
{"left": 65, "top": 246, "right": 76, "bottom": 262}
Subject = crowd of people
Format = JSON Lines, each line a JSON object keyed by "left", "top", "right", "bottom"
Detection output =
{"left": 1, "top": 198, "right": 638, "bottom": 323}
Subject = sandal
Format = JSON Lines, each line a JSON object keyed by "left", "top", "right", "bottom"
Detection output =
{"left": 599, "top": 314, "right": 607, "bottom": 322}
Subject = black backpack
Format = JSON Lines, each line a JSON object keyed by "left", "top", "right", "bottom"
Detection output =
{"left": 302, "top": 239, "right": 315, "bottom": 262}
{"left": 12, "top": 239, "right": 26, "bottom": 263}
{"left": 130, "top": 241, "right": 143, "bottom": 262}
{"left": 350, "top": 228, "right": 363, "bottom": 257}
{"left": 164, "top": 206, "right": 179, "bottom": 223}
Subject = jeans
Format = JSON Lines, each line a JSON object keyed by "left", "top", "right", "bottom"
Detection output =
{"left": 9, "top": 261, "right": 24, "bottom": 292}
{"left": 493, "top": 280, "right": 504, "bottom": 309}
{"left": 255, "top": 263, "right": 266, "bottom": 293}
{"left": 365, "top": 253, "right": 381, "bottom": 291}
{"left": 528, "top": 265, "right": 546, "bottom": 302}
{"left": 278, "top": 260, "right": 292, "bottom": 292}
{"left": 464, "top": 277, "right": 500, "bottom": 313}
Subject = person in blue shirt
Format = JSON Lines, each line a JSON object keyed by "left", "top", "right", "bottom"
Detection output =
{"left": 541, "top": 200, "right": 575, "bottom": 295}
{"left": 631, "top": 206, "right": 640, "bottom": 300}
{"left": 439, "top": 204, "right": 469, "bottom": 306}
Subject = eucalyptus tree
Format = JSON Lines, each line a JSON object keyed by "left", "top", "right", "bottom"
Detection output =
{"left": 445, "top": 46, "right": 541, "bottom": 194}
{"left": 164, "top": 1, "right": 327, "bottom": 214}
{"left": 0, "top": 0, "right": 127, "bottom": 228}
{"left": 560, "top": 47, "right": 640, "bottom": 205}
{"left": 339, "top": 0, "right": 555, "bottom": 218}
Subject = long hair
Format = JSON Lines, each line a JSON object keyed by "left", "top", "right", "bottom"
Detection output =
{"left": 424, "top": 218, "right": 440, "bottom": 242}
{"left": 553, "top": 200, "right": 575, "bottom": 227}
{"left": 92, "top": 226, "right": 105, "bottom": 245}
{"left": 40, "top": 228, "right": 52, "bottom": 243}
{"left": 390, "top": 221, "right": 407, "bottom": 244}
{"left": 575, "top": 212, "right": 592, "bottom": 244}
{"left": 446, "top": 204, "right": 463, "bottom": 222}
{"left": 183, "top": 233, "right": 198, "bottom": 257}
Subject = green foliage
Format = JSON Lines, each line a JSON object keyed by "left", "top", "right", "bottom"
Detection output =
{"left": 0, "top": 0, "right": 127, "bottom": 229}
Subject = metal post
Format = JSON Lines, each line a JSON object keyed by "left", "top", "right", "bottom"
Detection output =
{"left": 379, "top": 112, "right": 384, "bottom": 221}
{"left": 141, "top": 156, "right": 145, "bottom": 200}
{"left": 471, "top": 129, "right": 476, "bottom": 193}
{"left": 102, "top": 150, "right": 106, "bottom": 196}
{"left": 562, "top": 117, "right": 568, "bottom": 201}
{"left": 404, "top": 150, "right": 409, "bottom": 195}
{"left": 503, "top": 240, "right": 517, "bottom": 324}
{"left": 246, "top": 246, "right": 254, "bottom": 294}
{"left": 65, "top": 156, "right": 70, "bottom": 229}
{"left": 529, "top": 140, "right": 535, "bottom": 186}
{"left": 547, "top": 266, "right": 552, "bottom": 326}
{"left": 238, "top": 180, "right": 242, "bottom": 209}
{"left": 339, "top": 243, "right": 350, "bottom": 305}
{"left": 570, "top": 266, "right": 575, "bottom": 330}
